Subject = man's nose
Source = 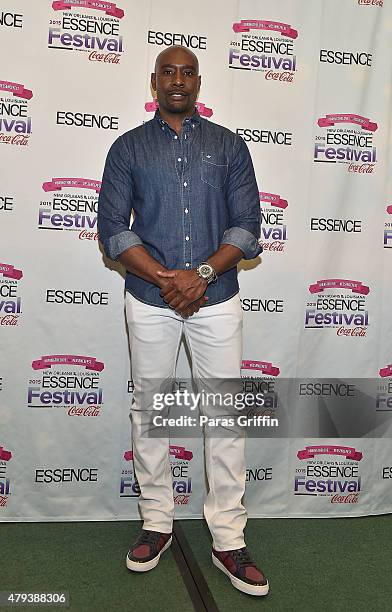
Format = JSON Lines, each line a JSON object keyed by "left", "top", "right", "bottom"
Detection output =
{"left": 171, "top": 68, "right": 185, "bottom": 86}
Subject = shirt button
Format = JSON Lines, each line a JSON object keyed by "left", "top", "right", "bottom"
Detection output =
{"left": 185, "top": 236, "right": 190, "bottom": 241}
{"left": 174, "top": 135, "right": 178, "bottom": 140}
{"left": 184, "top": 181, "right": 188, "bottom": 187}
{"left": 184, "top": 208, "right": 189, "bottom": 214}
{"left": 178, "top": 158, "right": 182, "bottom": 162}
{"left": 185, "top": 263, "right": 190, "bottom": 267}
{"left": 184, "top": 135, "right": 187, "bottom": 139}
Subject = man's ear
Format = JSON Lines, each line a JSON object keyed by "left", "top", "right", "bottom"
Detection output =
{"left": 151, "top": 72, "right": 156, "bottom": 93}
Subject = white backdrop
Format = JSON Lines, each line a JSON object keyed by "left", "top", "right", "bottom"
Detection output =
{"left": 1, "top": 0, "right": 392, "bottom": 521}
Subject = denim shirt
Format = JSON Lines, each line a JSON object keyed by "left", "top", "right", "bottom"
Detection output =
{"left": 97, "top": 110, "right": 262, "bottom": 307}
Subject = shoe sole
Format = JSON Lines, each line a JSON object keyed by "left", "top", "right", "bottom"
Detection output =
{"left": 212, "top": 553, "right": 269, "bottom": 596}
{"left": 126, "top": 537, "right": 172, "bottom": 572}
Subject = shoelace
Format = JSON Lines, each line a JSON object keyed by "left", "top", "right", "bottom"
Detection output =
{"left": 135, "top": 530, "right": 162, "bottom": 547}
{"left": 229, "top": 547, "right": 256, "bottom": 568}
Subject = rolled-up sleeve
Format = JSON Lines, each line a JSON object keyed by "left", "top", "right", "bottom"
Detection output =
{"left": 220, "top": 135, "right": 262, "bottom": 260}
{"left": 97, "top": 135, "right": 144, "bottom": 261}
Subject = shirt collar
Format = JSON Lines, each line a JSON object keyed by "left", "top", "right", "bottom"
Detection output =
{"left": 154, "top": 108, "right": 201, "bottom": 129}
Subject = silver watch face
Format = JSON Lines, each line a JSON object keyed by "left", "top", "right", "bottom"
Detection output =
{"left": 199, "top": 264, "right": 213, "bottom": 278}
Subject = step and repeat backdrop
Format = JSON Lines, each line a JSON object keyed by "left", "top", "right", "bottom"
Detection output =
{"left": 1, "top": 0, "right": 392, "bottom": 521}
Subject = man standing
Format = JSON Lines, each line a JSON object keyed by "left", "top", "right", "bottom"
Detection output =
{"left": 97, "top": 45, "right": 268, "bottom": 597}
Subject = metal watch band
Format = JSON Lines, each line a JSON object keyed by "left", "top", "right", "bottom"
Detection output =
{"left": 197, "top": 262, "right": 217, "bottom": 284}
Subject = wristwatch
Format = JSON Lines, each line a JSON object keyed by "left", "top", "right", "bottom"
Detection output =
{"left": 196, "top": 262, "right": 217, "bottom": 284}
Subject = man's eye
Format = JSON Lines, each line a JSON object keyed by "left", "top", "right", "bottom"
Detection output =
{"left": 163, "top": 69, "right": 172, "bottom": 75}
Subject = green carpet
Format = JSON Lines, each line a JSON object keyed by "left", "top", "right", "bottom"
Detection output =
{"left": 0, "top": 516, "right": 391, "bottom": 611}
{"left": 0, "top": 521, "right": 192, "bottom": 612}
{"left": 182, "top": 515, "right": 392, "bottom": 611}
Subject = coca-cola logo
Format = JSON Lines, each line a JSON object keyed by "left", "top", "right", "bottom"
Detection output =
{"left": 89, "top": 51, "right": 121, "bottom": 63}
{"left": 358, "top": 0, "right": 383, "bottom": 6}
{"left": 174, "top": 494, "right": 190, "bottom": 505}
{"left": 331, "top": 493, "right": 359, "bottom": 503}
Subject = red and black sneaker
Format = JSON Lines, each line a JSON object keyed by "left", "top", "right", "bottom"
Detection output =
{"left": 126, "top": 529, "right": 172, "bottom": 572}
{"left": 212, "top": 547, "right": 269, "bottom": 596}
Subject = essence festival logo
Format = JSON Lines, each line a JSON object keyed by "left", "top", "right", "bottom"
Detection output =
{"left": 39, "top": 177, "right": 101, "bottom": 241}
{"left": 48, "top": 0, "right": 125, "bottom": 63}
{"left": 259, "top": 191, "right": 288, "bottom": 252}
{"left": 295, "top": 445, "right": 363, "bottom": 503}
{"left": 241, "top": 359, "right": 280, "bottom": 417}
{"left": 314, "top": 113, "right": 378, "bottom": 173}
{"left": 27, "top": 354, "right": 104, "bottom": 417}
{"left": 121, "top": 446, "right": 193, "bottom": 505}
{"left": 0, "top": 445, "right": 12, "bottom": 507}
{"left": 0, "top": 80, "right": 33, "bottom": 146}
{"left": 144, "top": 99, "right": 213, "bottom": 119}
{"left": 305, "top": 278, "right": 370, "bottom": 337}
{"left": 0, "top": 263, "right": 23, "bottom": 326}
{"left": 384, "top": 204, "right": 392, "bottom": 249}
{"left": 377, "top": 363, "right": 392, "bottom": 413}
{"left": 229, "top": 19, "right": 298, "bottom": 82}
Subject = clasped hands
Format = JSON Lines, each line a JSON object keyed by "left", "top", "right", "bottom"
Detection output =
{"left": 156, "top": 268, "right": 208, "bottom": 318}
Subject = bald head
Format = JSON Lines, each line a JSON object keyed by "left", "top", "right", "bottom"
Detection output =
{"left": 154, "top": 45, "right": 199, "bottom": 74}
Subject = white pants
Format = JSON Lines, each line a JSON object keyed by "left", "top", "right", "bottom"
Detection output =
{"left": 125, "top": 291, "right": 247, "bottom": 551}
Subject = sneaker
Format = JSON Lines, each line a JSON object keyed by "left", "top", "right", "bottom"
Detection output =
{"left": 212, "top": 547, "right": 269, "bottom": 596}
{"left": 126, "top": 529, "right": 172, "bottom": 572}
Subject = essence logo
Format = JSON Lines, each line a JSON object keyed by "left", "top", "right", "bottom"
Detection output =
{"left": 49, "top": 0, "right": 124, "bottom": 63}
{"left": 38, "top": 177, "right": 101, "bottom": 240}
{"left": 295, "top": 445, "right": 363, "bottom": 503}
{"left": 0, "top": 81, "right": 33, "bottom": 146}
{"left": 0, "top": 11, "right": 23, "bottom": 28}
{"left": 46, "top": 290, "right": 109, "bottom": 305}
{"left": 229, "top": 19, "right": 298, "bottom": 82}
{"left": 145, "top": 99, "right": 213, "bottom": 119}
{"left": 319, "top": 50, "right": 372, "bottom": 66}
{"left": 147, "top": 30, "right": 207, "bottom": 50}
{"left": 246, "top": 466, "right": 272, "bottom": 485}
{"left": 310, "top": 218, "right": 362, "bottom": 233}
{"left": 236, "top": 128, "right": 292, "bottom": 145}
{"left": 305, "top": 278, "right": 370, "bottom": 336}
{"left": 241, "top": 298, "right": 283, "bottom": 313}
{"left": 27, "top": 354, "right": 105, "bottom": 417}
{"left": 35, "top": 467, "right": 98, "bottom": 483}
{"left": 0, "top": 195, "right": 14, "bottom": 212}
{"left": 56, "top": 111, "right": 118, "bottom": 129}
{"left": 0, "top": 263, "right": 23, "bottom": 326}
{"left": 314, "top": 113, "right": 378, "bottom": 173}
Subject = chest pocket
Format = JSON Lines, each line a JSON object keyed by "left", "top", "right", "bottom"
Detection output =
{"left": 201, "top": 154, "right": 228, "bottom": 189}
